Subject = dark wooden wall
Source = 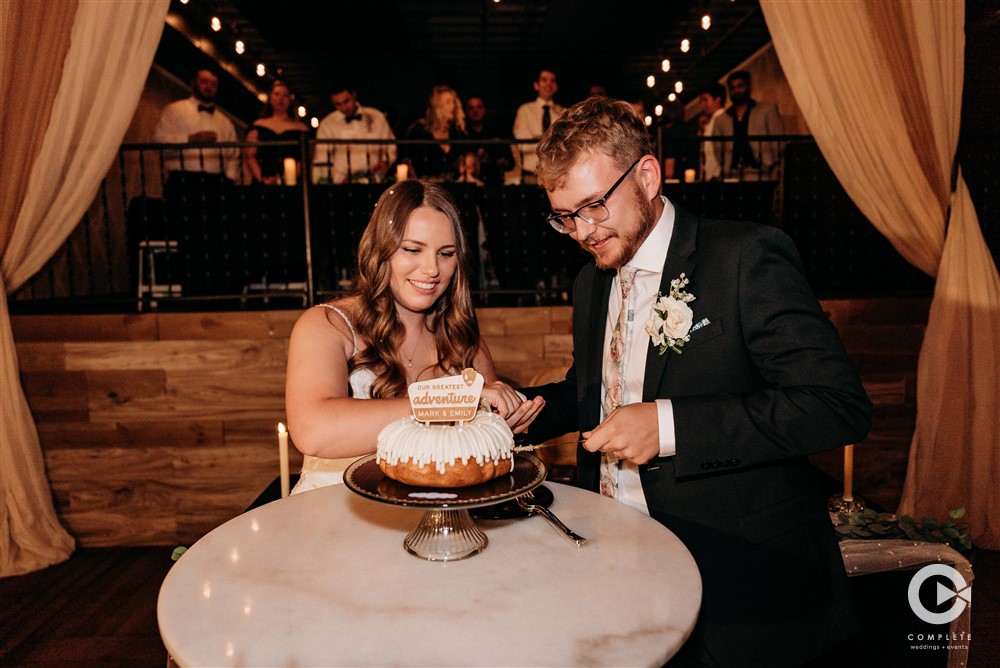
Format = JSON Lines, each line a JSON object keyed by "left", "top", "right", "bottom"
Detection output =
{"left": 11, "top": 299, "right": 927, "bottom": 547}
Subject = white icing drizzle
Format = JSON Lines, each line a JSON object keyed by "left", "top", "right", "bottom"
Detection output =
{"left": 376, "top": 411, "right": 514, "bottom": 474}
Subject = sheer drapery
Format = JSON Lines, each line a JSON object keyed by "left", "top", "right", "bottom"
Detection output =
{"left": 761, "top": 0, "right": 999, "bottom": 549}
{"left": 1, "top": 0, "right": 168, "bottom": 576}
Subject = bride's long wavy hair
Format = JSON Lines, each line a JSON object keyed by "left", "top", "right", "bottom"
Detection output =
{"left": 349, "top": 180, "right": 480, "bottom": 398}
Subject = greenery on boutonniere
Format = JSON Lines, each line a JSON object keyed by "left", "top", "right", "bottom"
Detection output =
{"left": 834, "top": 507, "right": 972, "bottom": 554}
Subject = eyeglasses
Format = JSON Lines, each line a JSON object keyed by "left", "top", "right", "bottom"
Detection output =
{"left": 545, "top": 157, "right": 642, "bottom": 234}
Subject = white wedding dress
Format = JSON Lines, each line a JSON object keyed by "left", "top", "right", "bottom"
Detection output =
{"left": 290, "top": 305, "right": 376, "bottom": 495}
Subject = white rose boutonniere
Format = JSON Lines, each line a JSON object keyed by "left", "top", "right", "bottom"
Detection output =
{"left": 645, "top": 273, "right": 696, "bottom": 355}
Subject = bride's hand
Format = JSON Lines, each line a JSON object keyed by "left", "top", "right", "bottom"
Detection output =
{"left": 480, "top": 382, "right": 545, "bottom": 434}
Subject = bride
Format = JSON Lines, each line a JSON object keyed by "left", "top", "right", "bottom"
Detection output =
{"left": 284, "top": 180, "right": 543, "bottom": 493}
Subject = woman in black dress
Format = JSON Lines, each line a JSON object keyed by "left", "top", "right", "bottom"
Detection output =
{"left": 245, "top": 80, "right": 311, "bottom": 184}
{"left": 403, "top": 85, "right": 467, "bottom": 180}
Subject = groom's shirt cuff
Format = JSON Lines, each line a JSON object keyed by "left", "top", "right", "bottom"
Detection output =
{"left": 655, "top": 399, "right": 677, "bottom": 457}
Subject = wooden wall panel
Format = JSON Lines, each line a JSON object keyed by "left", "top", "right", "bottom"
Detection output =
{"left": 11, "top": 301, "right": 927, "bottom": 547}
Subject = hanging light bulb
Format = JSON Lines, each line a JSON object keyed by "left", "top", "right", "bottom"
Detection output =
{"left": 681, "top": 38, "right": 690, "bottom": 53}
{"left": 179, "top": 0, "right": 189, "bottom": 4}
{"left": 310, "top": 117, "right": 320, "bottom": 129}
{"left": 675, "top": 81, "right": 684, "bottom": 94}
{"left": 701, "top": 14, "right": 711, "bottom": 30}
{"left": 235, "top": 40, "right": 245, "bottom": 55}
{"left": 661, "top": 59, "right": 671, "bottom": 73}
{"left": 646, "top": 75, "right": 656, "bottom": 88}
{"left": 654, "top": 104, "right": 664, "bottom": 117}
{"left": 210, "top": 16, "right": 222, "bottom": 32}
{"left": 256, "top": 63, "right": 266, "bottom": 77}
{"left": 644, "top": 115, "right": 653, "bottom": 127}
{"left": 668, "top": 93, "right": 677, "bottom": 102}
{"left": 297, "top": 106, "right": 307, "bottom": 118}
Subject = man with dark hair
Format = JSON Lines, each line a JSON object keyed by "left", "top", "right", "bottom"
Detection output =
{"left": 313, "top": 81, "right": 396, "bottom": 184}
{"left": 698, "top": 82, "right": 727, "bottom": 180}
{"left": 153, "top": 67, "right": 240, "bottom": 182}
{"left": 712, "top": 70, "right": 785, "bottom": 180}
{"left": 521, "top": 96, "right": 870, "bottom": 666}
{"left": 512, "top": 68, "right": 564, "bottom": 183}
{"left": 464, "top": 94, "right": 513, "bottom": 185}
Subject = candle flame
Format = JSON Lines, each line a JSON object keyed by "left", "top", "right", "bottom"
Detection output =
{"left": 278, "top": 422, "right": 286, "bottom": 435}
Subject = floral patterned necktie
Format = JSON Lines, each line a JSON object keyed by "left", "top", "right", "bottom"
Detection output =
{"left": 600, "top": 265, "right": 638, "bottom": 498}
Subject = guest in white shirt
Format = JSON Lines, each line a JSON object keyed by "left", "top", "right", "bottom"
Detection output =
{"left": 313, "top": 82, "right": 396, "bottom": 184}
{"left": 698, "top": 82, "right": 727, "bottom": 181}
{"left": 512, "top": 69, "right": 564, "bottom": 182}
{"left": 152, "top": 67, "right": 240, "bottom": 182}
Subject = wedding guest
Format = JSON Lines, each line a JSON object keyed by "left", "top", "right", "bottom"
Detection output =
{"left": 512, "top": 68, "right": 564, "bottom": 183}
{"left": 711, "top": 70, "right": 785, "bottom": 180}
{"left": 698, "top": 82, "right": 727, "bottom": 180}
{"left": 456, "top": 151, "right": 484, "bottom": 186}
{"left": 244, "top": 80, "right": 310, "bottom": 184}
{"left": 152, "top": 67, "right": 240, "bottom": 183}
{"left": 403, "top": 85, "right": 467, "bottom": 180}
{"left": 520, "top": 97, "right": 871, "bottom": 667}
{"left": 313, "top": 81, "right": 397, "bottom": 184}
{"left": 464, "top": 94, "right": 513, "bottom": 185}
{"left": 285, "top": 180, "right": 543, "bottom": 493}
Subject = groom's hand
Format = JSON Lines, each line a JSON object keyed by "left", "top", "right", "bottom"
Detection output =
{"left": 582, "top": 403, "right": 659, "bottom": 465}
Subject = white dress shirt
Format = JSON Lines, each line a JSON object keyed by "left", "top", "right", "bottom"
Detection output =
{"left": 152, "top": 97, "right": 240, "bottom": 181}
{"left": 313, "top": 105, "right": 397, "bottom": 184}
{"left": 603, "top": 197, "right": 677, "bottom": 514}
{"left": 701, "top": 107, "right": 726, "bottom": 181}
{"left": 512, "top": 97, "right": 564, "bottom": 176}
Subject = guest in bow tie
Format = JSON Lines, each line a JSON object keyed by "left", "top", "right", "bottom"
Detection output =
{"left": 512, "top": 68, "right": 564, "bottom": 184}
{"left": 402, "top": 85, "right": 468, "bottom": 181}
{"left": 245, "top": 80, "right": 310, "bottom": 185}
{"left": 519, "top": 97, "right": 872, "bottom": 667}
{"left": 152, "top": 67, "right": 240, "bottom": 183}
{"left": 285, "top": 180, "right": 543, "bottom": 493}
{"left": 313, "top": 80, "right": 396, "bottom": 184}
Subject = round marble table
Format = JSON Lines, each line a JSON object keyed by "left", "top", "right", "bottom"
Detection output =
{"left": 158, "top": 481, "right": 702, "bottom": 667}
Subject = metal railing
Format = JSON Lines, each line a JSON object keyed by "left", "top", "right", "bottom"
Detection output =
{"left": 9, "top": 135, "right": 931, "bottom": 314}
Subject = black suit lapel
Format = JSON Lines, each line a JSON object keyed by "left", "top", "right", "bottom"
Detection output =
{"left": 642, "top": 207, "right": 698, "bottom": 401}
{"left": 580, "top": 267, "right": 614, "bottom": 429}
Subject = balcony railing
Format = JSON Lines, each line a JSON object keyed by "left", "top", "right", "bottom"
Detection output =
{"left": 9, "top": 135, "right": 931, "bottom": 314}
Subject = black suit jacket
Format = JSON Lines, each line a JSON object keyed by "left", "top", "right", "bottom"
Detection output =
{"left": 523, "top": 207, "right": 872, "bottom": 667}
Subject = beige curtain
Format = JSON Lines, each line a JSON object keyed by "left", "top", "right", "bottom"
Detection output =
{"left": 761, "top": 0, "right": 999, "bottom": 549}
{"left": 0, "top": 0, "right": 168, "bottom": 577}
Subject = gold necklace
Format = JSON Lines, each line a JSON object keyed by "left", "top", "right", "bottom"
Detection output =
{"left": 405, "top": 326, "right": 427, "bottom": 369}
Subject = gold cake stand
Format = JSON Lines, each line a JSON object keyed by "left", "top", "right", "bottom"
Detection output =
{"left": 344, "top": 453, "right": 546, "bottom": 562}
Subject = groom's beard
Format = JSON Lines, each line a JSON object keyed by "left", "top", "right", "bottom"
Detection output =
{"left": 588, "top": 183, "right": 657, "bottom": 271}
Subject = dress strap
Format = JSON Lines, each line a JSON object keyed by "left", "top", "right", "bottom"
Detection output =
{"left": 318, "top": 304, "right": 359, "bottom": 355}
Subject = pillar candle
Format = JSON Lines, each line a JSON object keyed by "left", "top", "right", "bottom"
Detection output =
{"left": 843, "top": 444, "right": 854, "bottom": 501}
{"left": 684, "top": 168, "right": 696, "bottom": 183}
{"left": 283, "top": 158, "right": 297, "bottom": 186}
{"left": 278, "top": 422, "right": 290, "bottom": 498}
{"left": 396, "top": 163, "right": 409, "bottom": 181}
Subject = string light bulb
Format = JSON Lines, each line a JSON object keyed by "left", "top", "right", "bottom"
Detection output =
{"left": 668, "top": 93, "right": 677, "bottom": 102}
{"left": 235, "top": 40, "right": 245, "bottom": 55}
{"left": 646, "top": 75, "right": 656, "bottom": 88}
{"left": 654, "top": 104, "right": 664, "bottom": 117}
{"left": 701, "top": 14, "right": 711, "bottom": 30}
{"left": 675, "top": 81, "right": 684, "bottom": 94}
{"left": 310, "top": 117, "right": 320, "bottom": 129}
{"left": 179, "top": 0, "right": 189, "bottom": 4}
{"left": 256, "top": 63, "right": 266, "bottom": 77}
{"left": 297, "top": 106, "right": 306, "bottom": 118}
{"left": 681, "top": 38, "right": 690, "bottom": 53}
{"left": 644, "top": 115, "right": 653, "bottom": 127}
{"left": 210, "top": 17, "right": 222, "bottom": 32}
{"left": 661, "top": 59, "right": 671, "bottom": 73}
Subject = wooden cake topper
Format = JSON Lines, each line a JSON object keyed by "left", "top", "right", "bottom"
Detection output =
{"left": 408, "top": 368, "right": 484, "bottom": 423}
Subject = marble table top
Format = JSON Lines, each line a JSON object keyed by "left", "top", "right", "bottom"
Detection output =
{"left": 158, "top": 481, "right": 702, "bottom": 667}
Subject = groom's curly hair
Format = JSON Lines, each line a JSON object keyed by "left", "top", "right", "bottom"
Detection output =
{"left": 536, "top": 96, "right": 653, "bottom": 190}
{"left": 349, "top": 180, "right": 480, "bottom": 399}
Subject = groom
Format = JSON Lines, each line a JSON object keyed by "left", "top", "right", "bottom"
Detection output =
{"left": 520, "top": 97, "right": 872, "bottom": 667}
